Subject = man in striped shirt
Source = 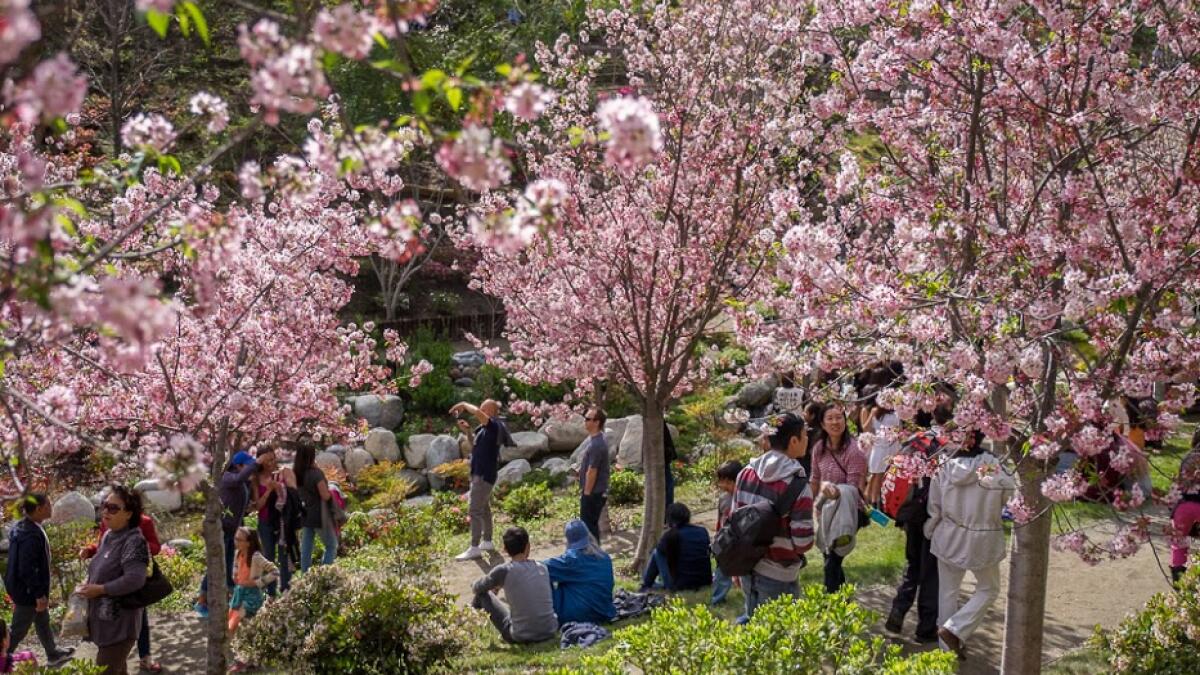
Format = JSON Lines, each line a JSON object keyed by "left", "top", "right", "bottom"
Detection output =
{"left": 733, "top": 413, "right": 815, "bottom": 619}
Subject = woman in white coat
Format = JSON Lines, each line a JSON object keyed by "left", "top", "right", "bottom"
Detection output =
{"left": 924, "top": 433, "right": 1016, "bottom": 659}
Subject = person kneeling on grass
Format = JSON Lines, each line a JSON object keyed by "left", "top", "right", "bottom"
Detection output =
{"left": 545, "top": 520, "right": 617, "bottom": 625}
{"left": 471, "top": 527, "right": 559, "bottom": 644}
{"left": 228, "top": 527, "right": 278, "bottom": 673}
{"left": 639, "top": 503, "right": 712, "bottom": 593}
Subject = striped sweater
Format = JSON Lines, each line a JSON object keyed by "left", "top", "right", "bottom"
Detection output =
{"left": 733, "top": 450, "right": 815, "bottom": 582}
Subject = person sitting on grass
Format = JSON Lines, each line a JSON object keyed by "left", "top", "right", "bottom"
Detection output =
{"left": 639, "top": 503, "right": 712, "bottom": 593}
{"left": 471, "top": 527, "right": 559, "bottom": 644}
{"left": 544, "top": 520, "right": 617, "bottom": 625}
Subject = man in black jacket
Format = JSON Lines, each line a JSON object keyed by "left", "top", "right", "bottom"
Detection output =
{"left": 4, "top": 493, "right": 75, "bottom": 665}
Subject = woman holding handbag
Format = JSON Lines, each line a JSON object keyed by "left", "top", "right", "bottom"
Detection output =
{"left": 80, "top": 491, "right": 164, "bottom": 673}
{"left": 293, "top": 444, "right": 338, "bottom": 571}
{"left": 810, "top": 404, "right": 868, "bottom": 593}
{"left": 77, "top": 485, "right": 149, "bottom": 675}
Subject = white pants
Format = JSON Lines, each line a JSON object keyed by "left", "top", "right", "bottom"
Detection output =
{"left": 937, "top": 559, "right": 1001, "bottom": 644}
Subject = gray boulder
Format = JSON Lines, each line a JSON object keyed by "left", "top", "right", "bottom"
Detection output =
{"left": 616, "top": 416, "right": 679, "bottom": 469}
{"left": 166, "top": 538, "right": 194, "bottom": 550}
{"left": 133, "top": 478, "right": 161, "bottom": 493}
{"left": 51, "top": 491, "right": 95, "bottom": 524}
{"left": 541, "top": 457, "right": 571, "bottom": 479}
{"left": 496, "top": 459, "right": 532, "bottom": 487}
{"left": 451, "top": 351, "right": 486, "bottom": 368}
{"left": 364, "top": 428, "right": 401, "bottom": 463}
{"left": 502, "top": 431, "right": 550, "bottom": 463}
{"left": 404, "top": 495, "right": 435, "bottom": 508}
{"left": 603, "top": 417, "right": 630, "bottom": 462}
{"left": 454, "top": 378, "right": 475, "bottom": 387}
{"left": 314, "top": 451, "right": 343, "bottom": 474}
{"left": 399, "top": 468, "right": 429, "bottom": 496}
{"left": 351, "top": 394, "right": 405, "bottom": 430}
{"left": 143, "top": 489, "right": 183, "bottom": 512}
{"left": 404, "top": 434, "right": 436, "bottom": 469}
{"left": 325, "top": 444, "right": 349, "bottom": 459}
{"left": 540, "top": 415, "right": 589, "bottom": 452}
{"left": 425, "top": 435, "right": 461, "bottom": 470}
{"left": 344, "top": 447, "right": 376, "bottom": 478}
{"left": 735, "top": 376, "right": 780, "bottom": 409}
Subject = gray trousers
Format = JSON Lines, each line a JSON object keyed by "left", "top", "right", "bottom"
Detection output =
{"left": 8, "top": 603, "right": 60, "bottom": 657}
{"left": 472, "top": 591, "right": 515, "bottom": 643}
{"left": 469, "top": 476, "right": 494, "bottom": 546}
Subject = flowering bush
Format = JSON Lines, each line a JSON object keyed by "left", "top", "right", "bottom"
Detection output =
{"left": 234, "top": 563, "right": 482, "bottom": 673}
{"left": 1093, "top": 561, "right": 1200, "bottom": 673}
{"left": 430, "top": 459, "right": 472, "bottom": 493}
{"left": 501, "top": 483, "right": 553, "bottom": 522}
{"left": 548, "top": 586, "right": 955, "bottom": 674}
{"left": 430, "top": 490, "right": 470, "bottom": 534}
{"left": 608, "top": 469, "right": 643, "bottom": 506}
{"left": 354, "top": 461, "right": 416, "bottom": 511}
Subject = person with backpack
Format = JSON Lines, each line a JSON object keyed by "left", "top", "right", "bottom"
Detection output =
{"left": 925, "top": 431, "right": 1016, "bottom": 660}
{"left": 293, "top": 443, "right": 338, "bottom": 572}
{"left": 5, "top": 493, "right": 75, "bottom": 667}
{"left": 710, "top": 460, "right": 743, "bottom": 605}
{"left": 884, "top": 405, "right": 951, "bottom": 644}
{"left": 453, "top": 399, "right": 511, "bottom": 560}
{"left": 195, "top": 450, "right": 257, "bottom": 619}
{"left": 810, "top": 404, "right": 867, "bottom": 593}
{"left": 723, "top": 413, "right": 814, "bottom": 621}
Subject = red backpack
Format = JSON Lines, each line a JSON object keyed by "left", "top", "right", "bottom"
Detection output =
{"left": 881, "top": 431, "right": 943, "bottom": 522}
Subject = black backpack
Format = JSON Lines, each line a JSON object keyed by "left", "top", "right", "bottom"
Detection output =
{"left": 711, "top": 474, "right": 807, "bottom": 577}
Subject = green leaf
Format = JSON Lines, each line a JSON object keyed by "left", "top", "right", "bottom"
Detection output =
{"left": 496, "top": 63, "right": 513, "bottom": 77}
{"left": 445, "top": 86, "right": 462, "bottom": 111}
{"left": 369, "top": 58, "right": 407, "bottom": 73}
{"left": 455, "top": 55, "right": 477, "bottom": 77}
{"left": 412, "top": 89, "right": 431, "bottom": 116}
{"left": 372, "top": 32, "right": 389, "bottom": 50}
{"left": 177, "top": 9, "right": 190, "bottom": 37}
{"left": 420, "top": 69, "right": 447, "bottom": 90}
{"left": 179, "top": 2, "right": 210, "bottom": 46}
{"left": 157, "top": 154, "right": 183, "bottom": 176}
{"left": 146, "top": 9, "right": 171, "bottom": 38}
{"left": 567, "top": 126, "right": 588, "bottom": 147}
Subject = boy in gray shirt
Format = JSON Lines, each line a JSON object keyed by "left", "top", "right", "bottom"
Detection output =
{"left": 471, "top": 527, "right": 558, "bottom": 644}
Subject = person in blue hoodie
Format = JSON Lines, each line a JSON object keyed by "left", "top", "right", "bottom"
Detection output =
{"left": 4, "top": 493, "right": 74, "bottom": 666}
{"left": 544, "top": 520, "right": 616, "bottom": 624}
{"left": 639, "top": 502, "right": 711, "bottom": 592}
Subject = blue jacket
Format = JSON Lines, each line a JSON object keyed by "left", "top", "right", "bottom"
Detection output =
{"left": 5, "top": 518, "right": 51, "bottom": 606}
{"left": 657, "top": 524, "right": 712, "bottom": 590}
{"left": 544, "top": 548, "right": 617, "bottom": 624}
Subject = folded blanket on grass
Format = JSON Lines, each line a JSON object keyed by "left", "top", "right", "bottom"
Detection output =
{"left": 559, "top": 622, "right": 611, "bottom": 649}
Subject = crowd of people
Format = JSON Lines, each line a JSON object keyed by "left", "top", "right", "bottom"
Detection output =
{"left": 4, "top": 377, "right": 1197, "bottom": 672}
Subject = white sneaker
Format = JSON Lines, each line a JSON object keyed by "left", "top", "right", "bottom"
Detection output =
{"left": 478, "top": 540, "right": 495, "bottom": 552}
{"left": 455, "top": 546, "right": 482, "bottom": 561}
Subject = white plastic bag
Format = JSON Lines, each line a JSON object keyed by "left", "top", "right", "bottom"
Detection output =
{"left": 61, "top": 592, "right": 88, "bottom": 639}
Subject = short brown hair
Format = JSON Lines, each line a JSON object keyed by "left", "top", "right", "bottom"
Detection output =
{"left": 587, "top": 407, "right": 607, "bottom": 426}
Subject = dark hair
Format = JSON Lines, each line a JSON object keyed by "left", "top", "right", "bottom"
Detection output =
{"left": 716, "top": 460, "right": 743, "bottom": 482}
{"left": 913, "top": 410, "right": 934, "bottom": 429}
{"left": 20, "top": 492, "right": 48, "bottom": 515}
{"left": 933, "top": 402, "right": 954, "bottom": 426}
{"left": 0, "top": 617, "right": 6, "bottom": 644}
{"left": 769, "top": 413, "right": 807, "bottom": 452}
{"left": 503, "top": 526, "right": 529, "bottom": 556}
{"left": 107, "top": 484, "right": 144, "bottom": 525}
{"left": 293, "top": 444, "right": 316, "bottom": 482}
{"left": 803, "top": 401, "right": 823, "bottom": 426}
{"left": 235, "top": 526, "right": 262, "bottom": 558}
{"left": 1191, "top": 425, "right": 1200, "bottom": 451}
{"left": 587, "top": 407, "right": 608, "bottom": 426}
{"left": 819, "top": 404, "right": 853, "bottom": 453}
{"left": 860, "top": 384, "right": 881, "bottom": 408}
{"left": 666, "top": 502, "right": 691, "bottom": 528}
{"left": 780, "top": 372, "right": 796, "bottom": 389}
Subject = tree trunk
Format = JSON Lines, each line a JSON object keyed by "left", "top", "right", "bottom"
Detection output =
{"left": 1000, "top": 460, "right": 1053, "bottom": 675}
{"left": 203, "top": 431, "right": 231, "bottom": 674}
{"left": 631, "top": 400, "right": 666, "bottom": 572}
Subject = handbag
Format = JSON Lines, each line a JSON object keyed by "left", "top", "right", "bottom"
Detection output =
{"left": 827, "top": 443, "right": 870, "bottom": 530}
{"left": 118, "top": 559, "right": 174, "bottom": 609}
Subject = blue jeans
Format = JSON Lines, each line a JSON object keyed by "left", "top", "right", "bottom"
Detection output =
{"left": 711, "top": 566, "right": 733, "bottom": 604}
{"left": 258, "top": 521, "right": 291, "bottom": 594}
{"left": 198, "top": 528, "right": 236, "bottom": 603}
{"left": 300, "top": 526, "right": 337, "bottom": 572}
{"left": 743, "top": 573, "right": 798, "bottom": 620}
{"left": 641, "top": 550, "right": 673, "bottom": 590}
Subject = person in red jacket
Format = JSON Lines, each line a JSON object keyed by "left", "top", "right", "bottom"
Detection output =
{"left": 81, "top": 506, "right": 162, "bottom": 672}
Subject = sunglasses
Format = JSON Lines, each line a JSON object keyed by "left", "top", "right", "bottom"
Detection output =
{"left": 585, "top": 416, "right": 601, "bottom": 422}
{"left": 101, "top": 502, "right": 125, "bottom": 514}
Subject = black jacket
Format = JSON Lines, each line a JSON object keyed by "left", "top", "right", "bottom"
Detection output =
{"left": 4, "top": 518, "right": 51, "bottom": 606}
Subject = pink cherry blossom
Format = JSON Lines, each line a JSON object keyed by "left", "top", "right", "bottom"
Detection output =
{"left": 121, "top": 113, "right": 176, "bottom": 153}
{"left": 0, "top": 0, "right": 40, "bottom": 66}
{"left": 504, "top": 82, "right": 553, "bottom": 122}
{"left": 596, "top": 96, "right": 661, "bottom": 169}
{"left": 187, "top": 92, "right": 229, "bottom": 133}
{"left": 436, "top": 125, "right": 511, "bottom": 192}
{"left": 312, "top": 4, "right": 380, "bottom": 60}
{"left": 135, "top": 0, "right": 175, "bottom": 12}
{"left": 6, "top": 52, "right": 86, "bottom": 123}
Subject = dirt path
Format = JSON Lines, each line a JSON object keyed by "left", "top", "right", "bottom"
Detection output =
{"left": 440, "top": 509, "right": 1176, "bottom": 674}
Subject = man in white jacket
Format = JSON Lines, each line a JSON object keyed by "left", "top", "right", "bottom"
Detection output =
{"left": 924, "top": 433, "right": 1016, "bottom": 659}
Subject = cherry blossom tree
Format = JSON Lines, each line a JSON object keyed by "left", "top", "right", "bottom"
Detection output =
{"left": 751, "top": 2, "right": 1200, "bottom": 672}
{"left": 463, "top": 0, "right": 831, "bottom": 569}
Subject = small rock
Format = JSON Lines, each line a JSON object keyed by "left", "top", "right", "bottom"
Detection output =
{"left": 133, "top": 479, "right": 162, "bottom": 493}
{"left": 496, "top": 459, "right": 532, "bottom": 487}
{"left": 502, "top": 431, "right": 550, "bottom": 462}
{"left": 454, "top": 378, "right": 475, "bottom": 387}
{"left": 404, "top": 495, "right": 435, "bottom": 508}
{"left": 51, "top": 491, "right": 95, "bottom": 525}
{"left": 364, "top": 428, "right": 401, "bottom": 463}
{"left": 314, "top": 451, "right": 344, "bottom": 474}
{"left": 542, "top": 457, "right": 570, "bottom": 479}
{"left": 398, "top": 468, "right": 429, "bottom": 495}
{"left": 451, "top": 351, "right": 486, "bottom": 368}
{"left": 166, "top": 538, "right": 194, "bottom": 550}
{"left": 344, "top": 447, "right": 376, "bottom": 477}
{"left": 404, "top": 434, "right": 436, "bottom": 469}
{"left": 143, "top": 489, "right": 183, "bottom": 513}
{"left": 425, "top": 435, "right": 460, "bottom": 470}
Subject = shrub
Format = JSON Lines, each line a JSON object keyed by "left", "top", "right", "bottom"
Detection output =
{"left": 235, "top": 563, "right": 482, "bottom": 674}
{"left": 1093, "top": 561, "right": 1200, "bottom": 673}
{"left": 156, "top": 542, "right": 205, "bottom": 608}
{"left": 429, "top": 490, "right": 470, "bottom": 534}
{"left": 546, "top": 587, "right": 956, "bottom": 675}
{"left": 430, "top": 458, "right": 471, "bottom": 492}
{"left": 608, "top": 469, "right": 643, "bottom": 505}
{"left": 354, "top": 460, "right": 407, "bottom": 496}
{"left": 15, "top": 660, "right": 106, "bottom": 675}
{"left": 46, "top": 521, "right": 95, "bottom": 606}
{"left": 501, "top": 483, "right": 553, "bottom": 522}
